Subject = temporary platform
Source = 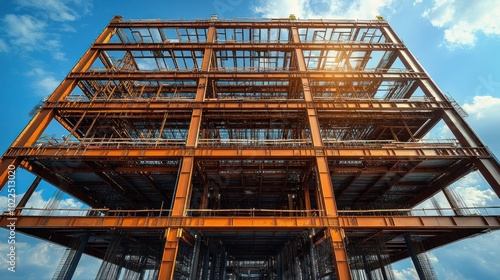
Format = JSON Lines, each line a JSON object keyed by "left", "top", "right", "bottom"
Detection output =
{"left": 1, "top": 15, "right": 500, "bottom": 279}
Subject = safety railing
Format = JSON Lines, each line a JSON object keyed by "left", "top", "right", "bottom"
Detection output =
{"left": 322, "top": 139, "right": 460, "bottom": 148}
{"left": 34, "top": 137, "right": 187, "bottom": 148}
{"left": 7, "top": 206, "right": 500, "bottom": 218}
{"left": 198, "top": 138, "right": 312, "bottom": 147}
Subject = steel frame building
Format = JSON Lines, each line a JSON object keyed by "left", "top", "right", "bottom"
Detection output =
{"left": 1, "top": 15, "right": 500, "bottom": 279}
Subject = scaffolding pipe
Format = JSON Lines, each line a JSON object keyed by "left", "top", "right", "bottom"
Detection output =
{"left": 190, "top": 235, "right": 202, "bottom": 279}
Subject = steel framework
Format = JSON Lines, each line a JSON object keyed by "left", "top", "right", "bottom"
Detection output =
{"left": 1, "top": 15, "right": 500, "bottom": 279}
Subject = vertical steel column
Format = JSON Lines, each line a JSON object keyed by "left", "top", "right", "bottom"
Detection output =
{"left": 403, "top": 233, "right": 428, "bottom": 280}
{"left": 291, "top": 25, "right": 352, "bottom": 279}
{"left": 210, "top": 242, "right": 221, "bottom": 280}
{"left": 158, "top": 156, "right": 195, "bottom": 278}
{"left": 276, "top": 250, "right": 282, "bottom": 279}
{"left": 114, "top": 245, "right": 128, "bottom": 280}
{"left": 326, "top": 228, "right": 351, "bottom": 280}
{"left": 190, "top": 235, "right": 202, "bottom": 279}
{"left": 361, "top": 250, "right": 374, "bottom": 280}
{"left": 171, "top": 156, "right": 195, "bottom": 217}
{"left": 317, "top": 155, "right": 351, "bottom": 279}
{"left": 284, "top": 243, "right": 291, "bottom": 279}
{"left": 280, "top": 249, "right": 286, "bottom": 279}
{"left": 295, "top": 255, "right": 302, "bottom": 280}
{"left": 219, "top": 250, "right": 226, "bottom": 280}
{"left": 201, "top": 241, "right": 211, "bottom": 280}
{"left": 375, "top": 247, "right": 389, "bottom": 280}
{"left": 187, "top": 110, "right": 202, "bottom": 148}
{"left": 188, "top": 26, "right": 215, "bottom": 148}
{"left": 309, "top": 235, "right": 318, "bottom": 280}
{"left": 195, "top": 25, "right": 215, "bottom": 102}
{"left": 303, "top": 251, "right": 311, "bottom": 280}
{"left": 380, "top": 23, "right": 500, "bottom": 196}
{"left": 158, "top": 228, "right": 182, "bottom": 279}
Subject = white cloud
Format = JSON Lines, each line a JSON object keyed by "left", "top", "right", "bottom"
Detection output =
{"left": 422, "top": 120, "right": 453, "bottom": 140}
{"left": 451, "top": 172, "right": 499, "bottom": 210}
{"left": 454, "top": 186, "right": 495, "bottom": 207}
{"left": 60, "top": 23, "right": 77, "bottom": 33}
{"left": 393, "top": 267, "right": 419, "bottom": 280}
{"left": 422, "top": 0, "right": 500, "bottom": 48}
{"left": 0, "top": 0, "right": 92, "bottom": 57}
{"left": 253, "top": 0, "right": 395, "bottom": 20}
{"left": 37, "top": 76, "right": 61, "bottom": 96}
{"left": 1, "top": 14, "right": 67, "bottom": 60}
{"left": 3, "top": 14, "right": 47, "bottom": 51}
{"left": 25, "top": 68, "right": 61, "bottom": 96}
{"left": 0, "top": 190, "right": 86, "bottom": 216}
{"left": 462, "top": 95, "right": 500, "bottom": 120}
{"left": 461, "top": 95, "right": 500, "bottom": 154}
{"left": 15, "top": 0, "right": 92, "bottom": 22}
{"left": 0, "top": 39, "right": 9, "bottom": 52}
{"left": 20, "top": 0, "right": 76, "bottom": 21}
{"left": 52, "top": 51, "right": 66, "bottom": 61}
{"left": 0, "top": 238, "right": 63, "bottom": 271}
{"left": 434, "top": 231, "right": 500, "bottom": 279}
{"left": 0, "top": 234, "right": 101, "bottom": 279}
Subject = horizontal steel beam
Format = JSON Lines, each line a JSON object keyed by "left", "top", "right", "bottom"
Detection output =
{"left": 50, "top": 100, "right": 449, "bottom": 111}
{"left": 4, "top": 146, "right": 490, "bottom": 160}
{"left": 339, "top": 216, "right": 500, "bottom": 229}
{"left": 93, "top": 42, "right": 405, "bottom": 51}
{"left": 68, "top": 71, "right": 427, "bottom": 81}
{"left": 108, "top": 20, "right": 389, "bottom": 29}
{"left": 2, "top": 215, "right": 499, "bottom": 231}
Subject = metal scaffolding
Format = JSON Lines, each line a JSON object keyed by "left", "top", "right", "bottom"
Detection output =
{"left": 1, "top": 15, "right": 500, "bottom": 279}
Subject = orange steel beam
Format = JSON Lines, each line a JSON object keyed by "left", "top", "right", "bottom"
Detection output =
{"left": 315, "top": 156, "right": 338, "bottom": 216}
{"left": 92, "top": 42, "right": 406, "bottom": 51}
{"left": 4, "top": 146, "right": 491, "bottom": 160}
{"left": 0, "top": 158, "right": 21, "bottom": 192}
{"left": 316, "top": 156, "right": 352, "bottom": 279}
{"left": 195, "top": 25, "right": 214, "bottom": 101}
{"left": 307, "top": 108, "right": 323, "bottom": 147}
{"left": 3, "top": 215, "right": 499, "bottom": 230}
{"left": 67, "top": 71, "right": 428, "bottom": 81}
{"left": 328, "top": 228, "right": 352, "bottom": 280}
{"left": 11, "top": 110, "right": 55, "bottom": 148}
{"left": 107, "top": 19, "right": 389, "bottom": 29}
{"left": 186, "top": 109, "right": 202, "bottom": 148}
{"left": 171, "top": 157, "right": 194, "bottom": 217}
{"left": 47, "top": 100, "right": 451, "bottom": 111}
{"left": 158, "top": 228, "right": 181, "bottom": 280}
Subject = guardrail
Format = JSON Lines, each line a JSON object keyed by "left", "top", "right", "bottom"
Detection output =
{"left": 7, "top": 206, "right": 500, "bottom": 217}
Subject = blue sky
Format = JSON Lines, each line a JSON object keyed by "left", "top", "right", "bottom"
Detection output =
{"left": 0, "top": 0, "right": 500, "bottom": 279}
